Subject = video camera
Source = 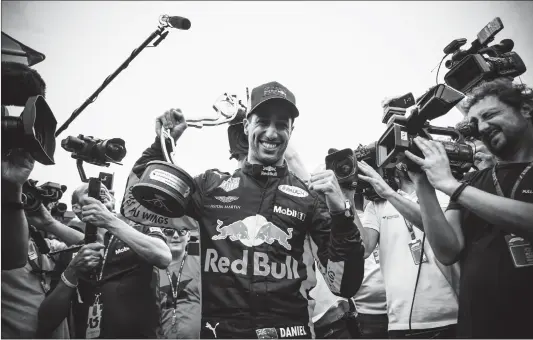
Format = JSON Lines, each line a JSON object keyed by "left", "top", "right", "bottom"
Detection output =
{"left": 376, "top": 85, "right": 475, "bottom": 179}
{"left": 443, "top": 17, "right": 526, "bottom": 94}
{"left": 325, "top": 143, "right": 398, "bottom": 201}
{"left": 22, "top": 179, "right": 67, "bottom": 213}
{"left": 61, "top": 135, "right": 126, "bottom": 167}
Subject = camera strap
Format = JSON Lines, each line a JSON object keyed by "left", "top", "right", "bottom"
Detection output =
{"left": 491, "top": 161, "right": 533, "bottom": 268}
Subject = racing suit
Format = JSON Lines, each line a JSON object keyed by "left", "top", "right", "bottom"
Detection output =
{"left": 121, "top": 137, "right": 365, "bottom": 339}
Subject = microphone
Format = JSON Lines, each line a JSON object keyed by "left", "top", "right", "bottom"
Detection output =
{"left": 159, "top": 15, "right": 191, "bottom": 30}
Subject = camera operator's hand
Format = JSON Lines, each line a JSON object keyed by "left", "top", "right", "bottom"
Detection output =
{"left": 309, "top": 170, "right": 346, "bottom": 212}
{"left": 2, "top": 149, "right": 35, "bottom": 186}
{"left": 473, "top": 143, "right": 496, "bottom": 170}
{"left": 80, "top": 197, "right": 117, "bottom": 229}
{"left": 357, "top": 161, "right": 396, "bottom": 199}
{"left": 26, "top": 204, "right": 56, "bottom": 230}
{"left": 405, "top": 137, "right": 460, "bottom": 194}
{"left": 64, "top": 243, "right": 104, "bottom": 282}
{"left": 155, "top": 108, "right": 188, "bottom": 142}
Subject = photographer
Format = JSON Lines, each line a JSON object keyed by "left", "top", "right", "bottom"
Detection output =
{"left": 357, "top": 160, "right": 458, "bottom": 338}
{"left": 37, "top": 181, "right": 171, "bottom": 338}
{"left": 405, "top": 78, "right": 533, "bottom": 338}
{"left": 2, "top": 203, "right": 84, "bottom": 338}
{"left": 124, "top": 81, "right": 365, "bottom": 339}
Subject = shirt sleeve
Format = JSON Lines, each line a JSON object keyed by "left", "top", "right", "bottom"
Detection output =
{"left": 362, "top": 201, "right": 380, "bottom": 233}
{"left": 308, "top": 194, "right": 365, "bottom": 298}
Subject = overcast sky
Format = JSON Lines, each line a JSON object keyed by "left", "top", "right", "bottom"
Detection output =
{"left": 2, "top": 1, "right": 533, "bottom": 208}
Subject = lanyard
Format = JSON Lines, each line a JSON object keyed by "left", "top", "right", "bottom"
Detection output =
{"left": 165, "top": 253, "right": 187, "bottom": 327}
{"left": 166, "top": 253, "right": 187, "bottom": 309}
{"left": 98, "top": 235, "right": 116, "bottom": 282}
{"left": 27, "top": 241, "right": 50, "bottom": 293}
{"left": 492, "top": 162, "right": 533, "bottom": 199}
{"left": 403, "top": 218, "right": 417, "bottom": 240}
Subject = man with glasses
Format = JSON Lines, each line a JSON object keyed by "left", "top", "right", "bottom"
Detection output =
{"left": 157, "top": 219, "right": 201, "bottom": 339}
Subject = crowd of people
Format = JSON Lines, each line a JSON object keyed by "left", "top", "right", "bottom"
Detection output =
{"left": 2, "top": 32, "right": 533, "bottom": 340}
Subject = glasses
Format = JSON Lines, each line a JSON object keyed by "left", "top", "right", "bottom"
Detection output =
{"left": 163, "top": 228, "right": 189, "bottom": 237}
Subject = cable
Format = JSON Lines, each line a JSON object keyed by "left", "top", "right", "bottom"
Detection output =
{"left": 408, "top": 233, "right": 426, "bottom": 332}
{"left": 435, "top": 54, "right": 448, "bottom": 85}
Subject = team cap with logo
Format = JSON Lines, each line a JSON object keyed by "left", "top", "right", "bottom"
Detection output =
{"left": 247, "top": 81, "right": 299, "bottom": 119}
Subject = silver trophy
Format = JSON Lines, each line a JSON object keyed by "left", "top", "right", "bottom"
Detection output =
{"left": 186, "top": 93, "right": 247, "bottom": 128}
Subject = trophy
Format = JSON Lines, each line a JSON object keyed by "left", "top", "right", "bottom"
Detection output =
{"left": 131, "top": 93, "right": 247, "bottom": 218}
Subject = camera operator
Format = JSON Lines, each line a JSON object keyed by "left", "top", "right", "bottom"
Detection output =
{"left": 1, "top": 60, "right": 48, "bottom": 270}
{"left": 405, "top": 78, "right": 533, "bottom": 338}
{"left": 124, "top": 81, "right": 365, "bottom": 339}
{"left": 37, "top": 181, "right": 172, "bottom": 338}
{"left": 1, "top": 202, "right": 85, "bottom": 338}
{"left": 357, "top": 160, "right": 459, "bottom": 338}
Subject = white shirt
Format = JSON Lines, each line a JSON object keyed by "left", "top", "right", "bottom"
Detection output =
{"left": 363, "top": 190, "right": 458, "bottom": 331}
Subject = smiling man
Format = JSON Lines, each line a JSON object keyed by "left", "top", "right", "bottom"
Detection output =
{"left": 123, "top": 81, "right": 365, "bottom": 339}
{"left": 405, "top": 78, "right": 533, "bottom": 338}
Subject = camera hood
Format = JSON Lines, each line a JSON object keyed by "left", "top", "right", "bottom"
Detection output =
{"left": 2, "top": 95, "right": 57, "bottom": 165}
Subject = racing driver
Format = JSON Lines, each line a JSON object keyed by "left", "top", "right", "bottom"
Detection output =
{"left": 121, "top": 81, "right": 365, "bottom": 339}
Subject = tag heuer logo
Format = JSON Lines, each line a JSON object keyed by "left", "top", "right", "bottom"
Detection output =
{"left": 264, "top": 86, "right": 287, "bottom": 99}
{"left": 218, "top": 178, "right": 240, "bottom": 192}
{"left": 278, "top": 185, "right": 308, "bottom": 198}
{"left": 215, "top": 196, "right": 239, "bottom": 203}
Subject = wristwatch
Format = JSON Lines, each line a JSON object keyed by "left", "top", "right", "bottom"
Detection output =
{"left": 332, "top": 200, "right": 354, "bottom": 219}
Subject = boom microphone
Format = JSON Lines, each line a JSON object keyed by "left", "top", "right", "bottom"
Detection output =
{"left": 159, "top": 15, "right": 191, "bottom": 30}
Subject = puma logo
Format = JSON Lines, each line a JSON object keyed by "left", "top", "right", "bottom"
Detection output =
{"left": 206, "top": 322, "right": 219, "bottom": 338}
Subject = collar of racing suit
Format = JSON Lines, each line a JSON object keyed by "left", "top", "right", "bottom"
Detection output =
{"left": 242, "top": 161, "right": 288, "bottom": 178}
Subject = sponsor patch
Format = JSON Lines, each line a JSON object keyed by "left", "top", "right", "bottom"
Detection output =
{"left": 205, "top": 204, "right": 241, "bottom": 210}
{"left": 214, "top": 196, "right": 239, "bottom": 203}
{"left": 522, "top": 189, "right": 533, "bottom": 194}
{"left": 261, "top": 166, "right": 277, "bottom": 177}
{"left": 218, "top": 178, "right": 240, "bottom": 192}
{"left": 278, "top": 185, "right": 308, "bottom": 198}
{"left": 256, "top": 327, "right": 278, "bottom": 339}
{"left": 274, "top": 205, "right": 306, "bottom": 221}
{"left": 264, "top": 86, "right": 287, "bottom": 99}
{"left": 383, "top": 214, "right": 400, "bottom": 219}
{"left": 115, "top": 246, "right": 130, "bottom": 255}
{"left": 279, "top": 326, "right": 307, "bottom": 338}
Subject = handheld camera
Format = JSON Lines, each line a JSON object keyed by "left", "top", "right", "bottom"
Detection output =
{"left": 443, "top": 17, "right": 526, "bottom": 94}
{"left": 376, "top": 86, "right": 475, "bottom": 178}
{"left": 22, "top": 180, "right": 67, "bottom": 213}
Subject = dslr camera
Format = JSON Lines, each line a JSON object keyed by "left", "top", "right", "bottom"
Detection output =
{"left": 376, "top": 86, "right": 475, "bottom": 179}
{"left": 62, "top": 135, "right": 126, "bottom": 167}
{"left": 443, "top": 17, "right": 526, "bottom": 94}
{"left": 22, "top": 179, "right": 67, "bottom": 213}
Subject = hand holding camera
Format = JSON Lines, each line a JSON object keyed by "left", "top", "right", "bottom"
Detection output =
{"left": 80, "top": 196, "right": 118, "bottom": 230}
{"left": 405, "top": 137, "right": 459, "bottom": 194}
{"left": 357, "top": 161, "right": 396, "bottom": 199}
{"left": 2, "top": 149, "right": 35, "bottom": 187}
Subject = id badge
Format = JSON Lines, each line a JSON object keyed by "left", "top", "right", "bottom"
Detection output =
{"left": 409, "top": 239, "right": 428, "bottom": 265}
{"left": 86, "top": 295, "right": 103, "bottom": 339}
{"left": 505, "top": 234, "right": 533, "bottom": 268}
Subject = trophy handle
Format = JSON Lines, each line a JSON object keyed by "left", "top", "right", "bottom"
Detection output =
{"left": 160, "top": 127, "right": 177, "bottom": 164}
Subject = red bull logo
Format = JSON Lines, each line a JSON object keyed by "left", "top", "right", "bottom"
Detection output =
{"left": 212, "top": 215, "right": 293, "bottom": 250}
{"left": 205, "top": 249, "right": 299, "bottom": 279}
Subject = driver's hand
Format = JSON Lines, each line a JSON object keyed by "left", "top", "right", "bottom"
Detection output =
{"left": 155, "top": 108, "right": 188, "bottom": 142}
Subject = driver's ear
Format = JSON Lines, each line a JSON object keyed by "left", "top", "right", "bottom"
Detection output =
{"left": 243, "top": 118, "right": 249, "bottom": 135}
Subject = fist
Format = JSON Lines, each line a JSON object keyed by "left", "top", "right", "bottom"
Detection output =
{"left": 309, "top": 170, "right": 346, "bottom": 212}
{"left": 68, "top": 242, "right": 105, "bottom": 275}
{"left": 155, "top": 108, "right": 188, "bottom": 142}
{"left": 80, "top": 197, "right": 116, "bottom": 229}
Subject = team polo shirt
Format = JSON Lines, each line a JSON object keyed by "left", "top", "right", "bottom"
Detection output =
{"left": 363, "top": 190, "right": 458, "bottom": 331}
{"left": 447, "top": 162, "right": 533, "bottom": 338}
{"left": 59, "top": 222, "right": 165, "bottom": 338}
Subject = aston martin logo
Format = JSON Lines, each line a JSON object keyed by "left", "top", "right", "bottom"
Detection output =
{"left": 214, "top": 196, "right": 239, "bottom": 203}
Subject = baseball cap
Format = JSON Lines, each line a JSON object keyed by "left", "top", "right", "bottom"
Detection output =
{"left": 247, "top": 81, "right": 299, "bottom": 119}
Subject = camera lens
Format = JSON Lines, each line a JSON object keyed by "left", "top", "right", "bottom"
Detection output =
{"left": 334, "top": 158, "right": 354, "bottom": 178}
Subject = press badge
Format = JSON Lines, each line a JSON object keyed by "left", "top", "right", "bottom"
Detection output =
{"left": 505, "top": 234, "right": 533, "bottom": 268}
{"left": 409, "top": 239, "right": 428, "bottom": 265}
{"left": 86, "top": 295, "right": 103, "bottom": 339}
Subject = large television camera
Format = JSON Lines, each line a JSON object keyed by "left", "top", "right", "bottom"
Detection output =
{"left": 325, "top": 144, "right": 397, "bottom": 201}
{"left": 376, "top": 85, "right": 476, "bottom": 179}
{"left": 443, "top": 17, "right": 526, "bottom": 94}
